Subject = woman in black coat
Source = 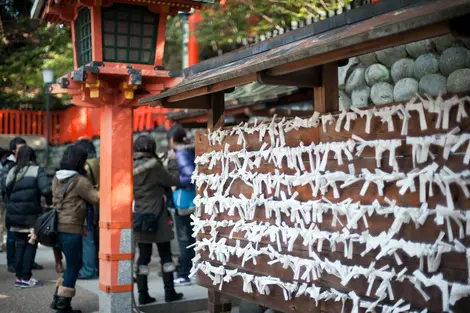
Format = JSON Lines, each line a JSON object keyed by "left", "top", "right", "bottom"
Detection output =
{"left": 133, "top": 135, "right": 183, "bottom": 305}
{"left": 5, "top": 146, "right": 52, "bottom": 288}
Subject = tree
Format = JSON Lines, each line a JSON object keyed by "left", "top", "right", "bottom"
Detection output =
{"left": 196, "top": 0, "right": 354, "bottom": 55}
{"left": 0, "top": 0, "right": 73, "bottom": 109}
{"left": 164, "top": 15, "right": 183, "bottom": 73}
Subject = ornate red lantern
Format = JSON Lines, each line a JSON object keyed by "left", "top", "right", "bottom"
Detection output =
{"left": 31, "top": 1, "right": 212, "bottom": 312}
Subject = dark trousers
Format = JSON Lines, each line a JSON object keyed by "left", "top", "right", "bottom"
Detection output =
{"left": 58, "top": 232, "right": 83, "bottom": 288}
{"left": 137, "top": 241, "right": 172, "bottom": 267}
{"left": 15, "top": 232, "right": 38, "bottom": 281}
{"left": 6, "top": 230, "right": 16, "bottom": 268}
{"left": 174, "top": 213, "right": 195, "bottom": 279}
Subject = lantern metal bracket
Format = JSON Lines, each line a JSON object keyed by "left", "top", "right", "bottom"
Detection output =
{"left": 169, "top": 71, "right": 183, "bottom": 78}
{"left": 57, "top": 77, "right": 70, "bottom": 89}
{"left": 128, "top": 69, "right": 142, "bottom": 86}
{"left": 73, "top": 65, "right": 100, "bottom": 82}
{"left": 90, "top": 61, "right": 105, "bottom": 67}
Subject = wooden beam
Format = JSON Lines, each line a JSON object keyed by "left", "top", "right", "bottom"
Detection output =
{"left": 268, "top": 21, "right": 450, "bottom": 76}
{"left": 208, "top": 92, "right": 225, "bottom": 130}
{"left": 248, "top": 108, "right": 315, "bottom": 118}
{"left": 141, "top": 73, "right": 256, "bottom": 106}
{"left": 314, "top": 63, "right": 338, "bottom": 113}
{"left": 154, "top": 95, "right": 212, "bottom": 109}
{"left": 257, "top": 68, "right": 321, "bottom": 87}
{"left": 450, "top": 14, "right": 470, "bottom": 40}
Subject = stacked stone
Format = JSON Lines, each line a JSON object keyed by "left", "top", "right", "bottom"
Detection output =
{"left": 338, "top": 34, "right": 470, "bottom": 110}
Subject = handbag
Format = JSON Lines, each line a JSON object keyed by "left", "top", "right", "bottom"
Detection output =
{"left": 133, "top": 212, "right": 160, "bottom": 232}
{"left": 34, "top": 177, "right": 75, "bottom": 247}
{"left": 172, "top": 184, "right": 196, "bottom": 216}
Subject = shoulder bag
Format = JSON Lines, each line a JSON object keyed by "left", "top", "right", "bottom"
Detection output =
{"left": 34, "top": 177, "right": 75, "bottom": 247}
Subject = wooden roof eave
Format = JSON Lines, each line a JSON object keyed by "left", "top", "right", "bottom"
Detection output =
{"left": 139, "top": 0, "right": 470, "bottom": 108}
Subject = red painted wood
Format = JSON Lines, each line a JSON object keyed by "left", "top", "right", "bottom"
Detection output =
{"left": 99, "top": 103, "right": 133, "bottom": 290}
{"left": 91, "top": 6, "right": 103, "bottom": 62}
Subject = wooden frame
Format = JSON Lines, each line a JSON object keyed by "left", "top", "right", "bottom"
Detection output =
{"left": 136, "top": 1, "right": 470, "bottom": 313}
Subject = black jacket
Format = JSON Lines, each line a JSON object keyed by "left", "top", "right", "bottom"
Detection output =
{"left": 0, "top": 158, "right": 15, "bottom": 203}
{"left": 133, "top": 152, "right": 179, "bottom": 244}
{"left": 5, "top": 164, "right": 52, "bottom": 229}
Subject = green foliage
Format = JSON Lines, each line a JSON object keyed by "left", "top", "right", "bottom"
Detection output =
{"left": 197, "top": 0, "right": 353, "bottom": 53}
{"left": 0, "top": 1, "right": 73, "bottom": 109}
{"left": 164, "top": 15, "right": 183, "bottom": 73}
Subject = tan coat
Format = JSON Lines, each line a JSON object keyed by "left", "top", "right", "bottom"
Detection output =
{"left": 53, "top": 172, "right": 99, "bottom": 234}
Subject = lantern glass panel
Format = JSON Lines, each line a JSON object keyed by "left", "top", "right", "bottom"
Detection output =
{"left": 102, "top": 4, "right": 159, "bottom": 65}
{"left": 130, "top": 37, "right": 140, "bottom": 48}
{"left": 117, "top": 35, "right": 128, "bottom": 47}
{"left": 129, "top": 50, "right": 140, "bottom": 62}
{"left": 104, "top": 48, "right": 115, "bottom": 60}
{"left": 74, "top": 7, "right": 92, "bottom": 67}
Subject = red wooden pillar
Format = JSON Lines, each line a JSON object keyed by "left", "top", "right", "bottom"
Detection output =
{"left": 188, "top": 10, "right": 202, "bottom": 66}
{"left": 98, "top": 103, "right": 134, "bottom": 312}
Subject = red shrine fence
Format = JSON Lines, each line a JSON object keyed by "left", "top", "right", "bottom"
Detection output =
{"left": 0, "top": 105, "right": 170, "bottom": 144}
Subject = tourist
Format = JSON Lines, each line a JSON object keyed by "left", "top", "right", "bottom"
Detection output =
{"left": 1, "top": 138, "right": 24, "bottom": 272}
{"left": 75, "top": 138, "right": 99, "bottom": 280}
{"left": 1, "top": 137, "right": 44, "bottom": 272}
{"left": 133, "top": 135, "right": 183, "bottom": 305}
{"left": 0, "top": 148, "right": 12, "bottom": 253}
{"left": 50, "top": 145, "right": 99, "bottom": 313}
{"left": 5, "top": 146, "right": 52, "bottom": 288}
{"left": 167, "top": 126, "right": 196, "bottom": 287}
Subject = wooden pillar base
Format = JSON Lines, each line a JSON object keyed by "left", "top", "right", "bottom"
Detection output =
{"left": 98, "top": 103, "right": 134, "bottom": 313}
{"left": 208, "top": 290, "right": 232, "bottom": 313}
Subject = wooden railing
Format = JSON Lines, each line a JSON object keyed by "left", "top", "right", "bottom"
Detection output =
{"left": 0, "top": 106, "right": 170, "bottom": 144}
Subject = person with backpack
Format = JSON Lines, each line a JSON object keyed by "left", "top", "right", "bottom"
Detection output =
{"left": 133, "top": 135, "right": 183, "bottom": 305}
{"left": 2, "top": 138, "right": 24, "bottom": 272}
{"left": 50, "top": 145, "right": 99, "bottom": 313}
{"left": 75, "top": 138, "right": 99, "bottom": 280}
{"left": 5, "top": 146, "right": 52, "bottom": 288}
{"left": 167, "top": 126, "right": 196, "bottom": 287}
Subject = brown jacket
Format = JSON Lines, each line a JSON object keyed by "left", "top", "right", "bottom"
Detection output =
{"left": 53, "top": 171, "right": 99, "bottom": 234}
{"left": 133, "top": 152, "right": 179, "bottom": 244}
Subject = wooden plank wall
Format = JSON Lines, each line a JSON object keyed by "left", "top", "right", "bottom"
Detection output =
{"left": 191, "top": 93, "right": 470, "bottom": 313}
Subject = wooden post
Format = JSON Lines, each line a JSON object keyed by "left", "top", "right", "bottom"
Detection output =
{"left": 208, "top": 92, "right": 225, "bottom": 130}
{"left": 206, "top": 91, "right": 230, "bottom": 313}
{"left": 208, "top": 290, "right": 232, "bottom": 313}
{"left": 313, "top": 63, "right": 338, "bottom": 113}
{"left": 98, "top": 103, "right": 134, "bottom": 313}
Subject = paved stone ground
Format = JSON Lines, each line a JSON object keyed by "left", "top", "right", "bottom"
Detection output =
{"left": 0, "top": 244, "right": 220, "bottom": 313}
{"left": 0, "top": 246, "right": 99, "bottom": 313}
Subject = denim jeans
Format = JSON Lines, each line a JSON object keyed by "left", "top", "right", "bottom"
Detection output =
{"left": 15, "top": 232, "right": 38, "bottom": 280}
{"left": 57, "top": 232, "right": 83, "bottom": 288}
{"left": 6, "top": 230, "right": 16, "bottom": 268}
{"left": 174, "top": 213, "right": 195, "bottom": 279}
{"left": 79, "top": 227, "right": 98, "bottom": 278}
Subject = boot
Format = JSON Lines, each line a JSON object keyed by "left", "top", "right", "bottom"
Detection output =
{"left": 136, "top": 274, "right": 156, "bottom": 305}
{"left": 50, "top": 278, "right": 63, "bottom": 310}
{"left": 163, "top": 271, "right": 183, "bottom": 302}
{"left": 56, "top": 286, "right": 81, "bottom": 313}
